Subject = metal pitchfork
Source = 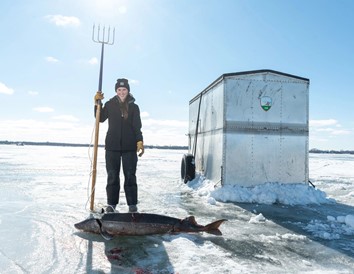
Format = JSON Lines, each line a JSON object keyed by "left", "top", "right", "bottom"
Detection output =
{"left": 90, "top": 25, "right": 115, "bottom": 212}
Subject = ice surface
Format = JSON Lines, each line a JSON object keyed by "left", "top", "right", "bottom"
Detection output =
{"left": 1, "top": 145, "right": 354, "bottom": 273}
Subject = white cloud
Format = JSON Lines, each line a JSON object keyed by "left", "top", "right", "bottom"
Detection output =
{"left": 88, "top": 57, "right": 98, "bottom": 65}
{"left": 316, "top": 127, "right": 335, "bottom": 132}
{"left": 310, "top": 119, "right": 338, "bottom": 127}
{"left": 0, "top": 116, "right": 188, "bottom": 146}
{"left": 46, "top": 56, "right": 59, "bottom": 63}
{"left": 28, "top": 90, "right": 39, "bottom": 96}
{"left": 0, "top": 82, "right": 14, "bottom": 95}
{"left": 45, "top": 15, "right": 81, "bottom": 27}
{"left": 142, "top": 118, "right": 188, "bottom": 128}
{"left": 119, "top": 6, "right": 127, "bottom": 14}
{"left": 0, "top": 119, "right": 93, "bottom": 144}
{"left": 331, "top": 129, "right": 351, "bottom": 135}
{"left": 52, "top": 115, "right": 80, "bottom": 122}
{"left": 310, "top": 119, "right": 351, "bottom": 136}
{"left": 141, "top": 118, "right": 188, "bottom": 146}
{"left": 78, "top": 0, "right": 128, "bottom": 17}
{"left": 314, "top": 127, "right": 350, "bottom": 136}
{"left": 33, "top": 107, "right": 54, "bottom": 113}
{"left": 129, "top": 79, "right": 140, "bottom": 86}
{"left": 309, "top": 118, "right": 353, "bottom": 149}
{"left": 140, "top": 111, "right": 149, "bottom": 118}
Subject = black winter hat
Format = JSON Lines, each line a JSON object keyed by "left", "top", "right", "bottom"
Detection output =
{"left": 115, "top": 78, "right": 130, "bottom": 92}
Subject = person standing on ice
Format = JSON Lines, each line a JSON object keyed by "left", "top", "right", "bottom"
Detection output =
{"left": 94, "top": 78, "right": 144, "bottom": 213}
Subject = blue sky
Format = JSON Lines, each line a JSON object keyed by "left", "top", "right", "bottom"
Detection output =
{"left": 1, "top": 0, "right": 353, "bottom": 149}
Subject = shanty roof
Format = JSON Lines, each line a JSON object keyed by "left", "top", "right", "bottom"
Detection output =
{"left": 190, "top": 69, "right": 309, "bottom": 103}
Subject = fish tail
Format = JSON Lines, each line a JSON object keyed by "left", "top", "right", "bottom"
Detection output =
{"left": 204, "top": 219, "right": 227, "bottom": 235}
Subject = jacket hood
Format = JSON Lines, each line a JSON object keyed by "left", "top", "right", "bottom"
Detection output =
{"left": 127, "top": 94, "right": 136, "bottom": 104}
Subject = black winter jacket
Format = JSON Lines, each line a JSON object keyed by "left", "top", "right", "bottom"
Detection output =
{"left": 94, "top": 95, "right": 143, "bottom": 151}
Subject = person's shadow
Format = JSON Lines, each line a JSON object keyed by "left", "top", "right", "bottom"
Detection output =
{"left": 75, "top": 231, "right": 175, "bottom": 273}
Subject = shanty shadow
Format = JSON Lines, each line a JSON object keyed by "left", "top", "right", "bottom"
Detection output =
{"left": 75, "top": 232, "right": 174, "bottom": 273}
{"left": 177, "top": 189, "right": 354, "bottom": 269}
{"left": 234, "top": 201, "right": 354, "bottom": 258}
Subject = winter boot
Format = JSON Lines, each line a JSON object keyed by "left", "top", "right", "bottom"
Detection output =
{"left": 128, "top": 205, "right": 138, "bottom": 213}
{"left": 105, "top": 205, "right": 116, "bottom": 213}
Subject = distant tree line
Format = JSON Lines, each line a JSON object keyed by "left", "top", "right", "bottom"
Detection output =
{"left": 2, "top": 140, "right": 353, "bottom": 154}
{"left": 0, "top": 140, "right": 188, "bottom": 150}
{"left": 309, "top": 148, "right": 354, "bottom": 155}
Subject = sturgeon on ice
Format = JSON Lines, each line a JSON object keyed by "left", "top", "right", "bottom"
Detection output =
{"left": 74, "top": 213, "right": 226, "bottom": 238}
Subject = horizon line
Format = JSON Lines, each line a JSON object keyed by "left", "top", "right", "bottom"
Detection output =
{"left": 0, "top": 140, "right": 189, "bottom": 150}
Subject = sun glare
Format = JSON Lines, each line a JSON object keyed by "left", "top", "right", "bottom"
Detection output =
{"left": 89, "top": 0, "right": 128, "bottom": 15}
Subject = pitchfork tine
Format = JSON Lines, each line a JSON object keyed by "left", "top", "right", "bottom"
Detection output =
{"left": 107, "top": 26, "right": 110, "bottom": 43}
{"left": 97, "top": 25, "right": 101, "bottom": 42}
{"left": 110, "top": 28, "right": 115, "bottom": 45}
{"left": 92, "top": 24, "right": 115, "bottom": 45}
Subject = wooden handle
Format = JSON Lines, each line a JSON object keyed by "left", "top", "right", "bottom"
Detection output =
{"left": 90, "top": 103, "right": 101, "bottom": 211}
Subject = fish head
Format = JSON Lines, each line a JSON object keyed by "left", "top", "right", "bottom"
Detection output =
{"left": 74, "top": 218, "right": 101, "bottom": 234}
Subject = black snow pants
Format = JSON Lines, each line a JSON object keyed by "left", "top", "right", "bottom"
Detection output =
{"left": 105, "top": 150, "right": 138, "bottom": 206}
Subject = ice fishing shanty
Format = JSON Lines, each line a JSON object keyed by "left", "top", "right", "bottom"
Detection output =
{"left": 181, "top": 69, "right": 310, "bottom": 187}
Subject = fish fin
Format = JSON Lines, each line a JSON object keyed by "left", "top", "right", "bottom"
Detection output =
{"left": 187, "top": 216, "right": 198, "bottom": 225}
{"left": 95, "top": 219, "right": 114, "bottom": 240}
{"left": 204, "top": 219, "right": 227, "bottom": 235}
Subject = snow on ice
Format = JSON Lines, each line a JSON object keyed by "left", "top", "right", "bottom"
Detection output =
{"left": 1, "top": 146, "right": 354, "bottom": 273}
{"left": 187, "top": 174, "right": 354, "bottom": 223}
{"left": 185, "top": 170, "right": 354, "bottom": 244}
